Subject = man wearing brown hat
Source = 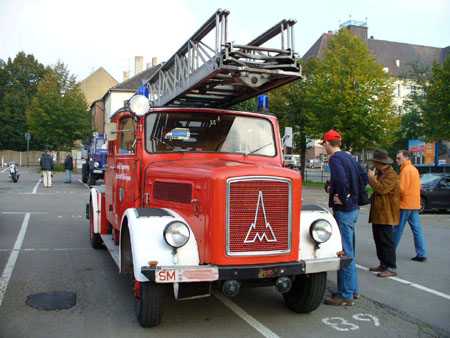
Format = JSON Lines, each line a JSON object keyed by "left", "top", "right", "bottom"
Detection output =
{"left": 367, "top": 149, "right": 400, "bottom": 277}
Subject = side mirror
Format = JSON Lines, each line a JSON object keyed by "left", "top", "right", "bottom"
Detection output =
{"left": 106, "top": 123, "right": 118, "bottom": 141}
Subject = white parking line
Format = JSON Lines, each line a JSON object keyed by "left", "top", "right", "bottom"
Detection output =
{"left": 356, "top": 264, "right": 450, "bottom": 301}
{"left": 0, "top": 213, "right": 30, "bottom": 307}
{"left": 1, "top": 167, "right": 8, "bottom": 173}
{"left": 79, "top": 179, "right": 90, "bottom": 189}
{"left": 32, "top": 179, "right": 41, "bottom": 194}
{"left": 214, "top": 292, "right": 280, "bottom": 338}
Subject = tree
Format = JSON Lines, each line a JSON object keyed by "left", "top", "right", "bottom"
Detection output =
{"left": 304, "top": 28, "right": 399, "bottom": 151}
{"left": 0, "top": 52, "right": 47, "bottom": 150}
{"left": 420, "top": 56, "right": 450, "bottom": 141}
{"left": 269, "top": 58, "right": 319, "bottom": 177}
{"left": 26, "top": 61, "right": 91, "bottom": 156}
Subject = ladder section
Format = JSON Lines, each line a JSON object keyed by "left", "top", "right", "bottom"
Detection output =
{"left": 144, "top": 9, "right": 302, "bottom": 109}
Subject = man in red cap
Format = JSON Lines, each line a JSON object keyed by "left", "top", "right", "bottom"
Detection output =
{"left": 322, "top": 130, "right": 362, "bottom": 306}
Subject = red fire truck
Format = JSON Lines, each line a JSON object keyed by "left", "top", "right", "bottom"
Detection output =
{"left": 87, "top": 10, "right": 351, "bottom": 327}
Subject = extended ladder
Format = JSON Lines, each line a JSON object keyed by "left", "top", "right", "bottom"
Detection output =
{"left": 143, "top": 9, "right": 302, "bottom": 108}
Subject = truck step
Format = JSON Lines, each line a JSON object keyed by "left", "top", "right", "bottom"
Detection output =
{"left": 100, "top": 234, "right": 120, "bottom": 268}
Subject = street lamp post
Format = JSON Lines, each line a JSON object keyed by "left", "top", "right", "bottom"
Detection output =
{"left": 25, "top": 132, "right": 31, "bottom": 167}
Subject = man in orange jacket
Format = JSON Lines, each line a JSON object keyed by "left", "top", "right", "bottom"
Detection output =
{"left": 393, "top": 150, "right": 427, "bottom": 262}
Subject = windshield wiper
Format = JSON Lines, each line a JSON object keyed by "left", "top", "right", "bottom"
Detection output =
{"left": 244, "top": 142, "right": 273, "bottom": 157}
{"left": 151, "top": 136, "right": 184, "bottom": 154}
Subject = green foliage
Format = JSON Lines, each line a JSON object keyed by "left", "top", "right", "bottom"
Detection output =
{"left": 421, "top": 56, "right": 450, "bottom": 141}
{"left": 0, "top": 52, "right": 47, "bottom": 150}
{"left": 232, "top": 97, "right": 257, "bottom": 112}
{"left": 269, "top": 58, "right": 318, "bottom": 177}
{"left": 304, "top": 28, "right": 399, "bottom": 151}
{"left": 26, "top": 62, "right": 92, "bottom": 150}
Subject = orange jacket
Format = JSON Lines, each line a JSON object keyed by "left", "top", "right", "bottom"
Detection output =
{"left": 399, "top": 160, "right": 421, "bottom": 210}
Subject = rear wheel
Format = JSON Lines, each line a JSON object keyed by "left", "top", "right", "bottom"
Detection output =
{"left": 283, "top": 272, "right": 327, "bottom": 313}
{"left": 89, "top": 202, "right": 103, "bottom": 249}
{"left": 135, "top": 281, "right": 164, "bottom": 327}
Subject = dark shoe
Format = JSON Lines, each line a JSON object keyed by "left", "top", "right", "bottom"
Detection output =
{"left": 331, "top": 292, "right": 360, "bottom": 299}
{"left": 369, "top": 265, "right": 384, "bottom": 272}
{"left": 377, "top": 270, "right": 397, "bottom": 278}
{"left": 411, "top": 256, "right": 427, "bottom": 262}
{"left": 324, "top": 296, "right": 354, "bottom": 306}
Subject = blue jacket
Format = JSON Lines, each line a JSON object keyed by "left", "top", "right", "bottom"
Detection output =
{"left": 329, "top": 151, "right": 367, "bottom": 212}
{"left": 40, "top": 153, "right": 54, "bottom": 171}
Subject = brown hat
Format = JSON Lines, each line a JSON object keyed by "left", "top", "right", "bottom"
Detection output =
{"left": 368, "top": 149, "right": 393, "bottom": 164}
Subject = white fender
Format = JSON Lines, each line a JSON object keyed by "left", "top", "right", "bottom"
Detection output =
{"left": 299, "top": 206, "right": 343, "bottom": 260}
{"left": 121, "top": 208, "right": 200, "bottom": 282}
{"left": 90, "top": 188, "right": 101, "bottom": 234}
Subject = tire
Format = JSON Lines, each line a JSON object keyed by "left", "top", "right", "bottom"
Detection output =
{"left": 81, "top": 165, "right": 88, "bottom": 183}
{"left": 283, "top": 272, "right": 327, "bottom": 313}
{"left": 420, "top": 196, "right": 426, "bottom": 214}
{"left": 88, "top": 172, "right": 96, "bottom": 186}
{"left": 136, "top": 281, "right": 164, "bottom": 327}
{"left": 90, "top": 202, "right": 103, "bottom": 249}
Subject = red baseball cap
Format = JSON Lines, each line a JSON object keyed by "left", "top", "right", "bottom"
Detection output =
{"left": 322, "top": 130, "right": 342, "bottom": 143}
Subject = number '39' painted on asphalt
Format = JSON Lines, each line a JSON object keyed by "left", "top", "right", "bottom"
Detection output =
{"left": 322, "top": 314, "right": 380, "bottom": 331}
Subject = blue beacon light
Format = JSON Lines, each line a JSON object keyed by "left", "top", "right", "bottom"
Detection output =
{"left": 257, "top": 95, "right": 269, "bottom": 113}
{"left": 138, "top": 86, "right": 149, "bottom": 98}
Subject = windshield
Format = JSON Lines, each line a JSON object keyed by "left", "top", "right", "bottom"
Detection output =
{"left": 95, "top": 138, "right": 106, "bottom": 151}
{"left": 145, "top": 111, "right": 276, "bottom": 156}
{"left": 420, "top": 174, "right": 441, "bottom": 187}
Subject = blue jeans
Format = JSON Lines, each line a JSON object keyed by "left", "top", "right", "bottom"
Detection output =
{"left": 333, "top": 209, "right": 359, "bottom": 300}
{"left": 65, "top": 169, "right": 72, "bottom": 183}
{"left": 393, "top": 209, "right": 427, "bottom": 258}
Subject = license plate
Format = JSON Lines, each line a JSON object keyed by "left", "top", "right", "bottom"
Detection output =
{"left": 155, "top": 267, "right": 218, "bottom": 283}
{"left": 93, "top": 170, "right": 102, "bottom": 173}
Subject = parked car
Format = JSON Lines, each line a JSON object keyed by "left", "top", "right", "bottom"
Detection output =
{"left": 420, "top": 173, "right": 450, "bottom": 213}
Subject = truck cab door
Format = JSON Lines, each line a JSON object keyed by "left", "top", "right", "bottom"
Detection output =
{"left": 114, "top": 116, "right": 137, "bottom": 223}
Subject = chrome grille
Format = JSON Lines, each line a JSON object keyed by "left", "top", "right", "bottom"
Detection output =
{"left": 227, "top": 177, "right": 291, "bottom": 256}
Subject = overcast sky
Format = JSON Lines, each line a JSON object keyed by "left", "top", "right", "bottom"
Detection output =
{"left": 1, "top": 0, "right": 449, "bottom": 83}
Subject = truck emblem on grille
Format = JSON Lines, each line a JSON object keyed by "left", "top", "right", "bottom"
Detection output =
{"left": 244, "top": 191, "right": 277, "bottom": 243}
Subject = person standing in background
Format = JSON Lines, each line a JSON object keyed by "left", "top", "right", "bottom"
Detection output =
{"left": 367, "top": 149, "right": 400, "bottom": 277}
{"left": 393, "top": 150, "right": 427, "bottom": 262}
{"left": 40, "top": 150, "right": 54, "bottom": 188}
{"left": 64, "top": 152, "right": 73, "bottom": 183}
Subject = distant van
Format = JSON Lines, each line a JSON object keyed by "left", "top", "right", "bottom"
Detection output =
{"left": 307, "top": 159, "right": 322, "bottom": 168}
{"left": 283, "top": 154, "right": 301, "bottom": 169}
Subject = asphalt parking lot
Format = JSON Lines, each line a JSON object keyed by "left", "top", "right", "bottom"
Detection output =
{"left": 0, "top": 167, "right": 449, "bottom": 337}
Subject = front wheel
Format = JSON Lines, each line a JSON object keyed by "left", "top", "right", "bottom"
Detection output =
{"left": 283, "top": 272, "right": 327, "bottom": 313}
{"left": 81, "top": 165, "right": 88, "bottom": 183}
{"left": 88, "top": 172, "right": 96, "bottom": 186}
{"left": 135, "top": 281, "right": 164, "bottom": 327}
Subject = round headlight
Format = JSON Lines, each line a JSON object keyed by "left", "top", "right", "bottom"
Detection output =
{"left": 93, "top": 162, "right": 100, "bottom": 168}
{"left": 164, "top": 221, "right": 190, "bottom": 248}
{"left": 129, "top": 94, "right": 150, "bottom": 116}
{"left": 310, "top": 219, "right": 332, "bottom": 243}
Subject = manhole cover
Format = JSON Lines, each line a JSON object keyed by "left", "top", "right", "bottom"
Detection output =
{"left": 26, "top": 291, "right": 76, "bottom": 310}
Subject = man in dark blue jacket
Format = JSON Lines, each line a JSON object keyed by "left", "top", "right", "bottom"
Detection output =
{"left": 322, "top": 130, "right": 363, "bottom": 306}
{"left": 40, "top": 150, "right": 54, "bottom": 187}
